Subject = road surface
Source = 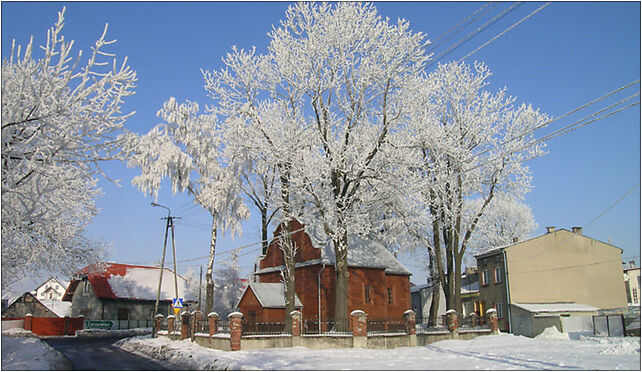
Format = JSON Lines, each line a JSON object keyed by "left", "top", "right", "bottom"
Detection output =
{"left": 44, "top": 336, "right": 173, "bottom": 370}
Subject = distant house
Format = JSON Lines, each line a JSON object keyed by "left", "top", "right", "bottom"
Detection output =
{"left": 32, "top": 277, "right": 69, "bottom": 302}
{"left": 623, "top": 262, "right": 640, "bottom": 306}
{"left": 237, "top": 220, "right": 412, "bottom": 323}
{"left": 410, "top": 267, "right": 480, "bottom": 324}
{"left": 475, "top": 226, "right": 628, "bottom": 336}
{"left": 62, "top": 262, "right": 194, "bottom": 321}
{"left": 410, "top": 281, "right": 446, "bottom": 322}
{"left": 2, "top": 292, "right": 59, "bottom": 318}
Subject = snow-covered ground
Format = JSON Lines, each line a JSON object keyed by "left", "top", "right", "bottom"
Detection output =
{"left": 1, "top": 330, "right": 71, "bottom": 370}
{"left": 118, "top": 328, "right": 641, "bottom": 370}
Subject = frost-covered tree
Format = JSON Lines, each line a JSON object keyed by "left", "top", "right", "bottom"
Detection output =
{"left": 123, "top": 98, "right": 249, "bottom": 315}
{"left": 213, "top": 249, "right": 245, "bottom": 317}
{"left": 206, "top": 2, "right": 431, "bottom": 325}
{"left": 1, "top": 8, "right": 136, "bottom": 287}
{"left": 466, "top": 193, "right": 538, "bottom": 257}
{"left": 405, "top": 61, "right": 549, "bottom": 316}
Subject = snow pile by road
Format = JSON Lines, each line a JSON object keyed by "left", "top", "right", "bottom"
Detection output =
{"left": 118, "top": 333, "right": 641, "bottom": 370}
{"left": 1, "top": 335, "right": 71, "bottom": 370}
{"left": 535, "top": 326, "right": 570, "bottom": 340}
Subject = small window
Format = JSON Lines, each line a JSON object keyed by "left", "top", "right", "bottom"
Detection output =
{"left": 494, "top": 267, "right": 503, "bottom": 284}
{"left": 481, "top": 269, "right": 490, "bottom": 286}
{"left": 364, "top": 285, "right": 371, "bottom": 304}
{"left": 82, "top": 280, "right": 91, "bottom": 295}
{"left": 387, "top": 287, "right": 393, "bottom": 305}
{"left": 633, "top": 288, "right": 639, "bottom": 304}
{"left": 117, "top": 308, "right": 130, "bottom": 320}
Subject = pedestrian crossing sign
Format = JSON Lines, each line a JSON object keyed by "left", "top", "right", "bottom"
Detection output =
{"left": 172, "top": 298, "right": 183, "bottom": 314}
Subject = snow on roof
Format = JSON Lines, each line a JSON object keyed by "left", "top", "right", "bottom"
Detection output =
{"left": 243, "top": 283, "right": 303, "bottom": 309}
{"left": 512, "top": 302, "right": 599, "bottom": 314}
{"left": 40, "top": 300, "right": 71, "bottom": 317}
{"left": 66, "top": 263, "right": 192, "bottom": 302}
{"left": 108, "top": 266, "right": 189, "bottom": 302}
{"left": 306, "top": 224, "right": 411, "bottom": 275}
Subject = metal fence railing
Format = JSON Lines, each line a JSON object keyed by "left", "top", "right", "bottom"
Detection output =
{"left": 367, "top": 319, "right": 406, "bottom": 335}
{"left": 195, "top": 319, "right": 209, "bottom": 334}
{"left": 459, "top": 314, "right": 490, "bottom": 330}
{"left": 416, "top": 316, "right": 449, "bottom": 333}
{"left": 242, "top": 321, "right": 287, "bottom": 336}
{"left": 303, "top": 319, "right": 352, "bottom": 336}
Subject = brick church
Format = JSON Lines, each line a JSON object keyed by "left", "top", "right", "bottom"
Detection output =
{"left": 237, "top": 220, "right": 412, "bottom": 323}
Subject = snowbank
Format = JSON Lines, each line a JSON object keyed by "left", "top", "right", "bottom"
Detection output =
{"left": 1, "top": 335, "right": 72, "bottom": 370}
{"left": 118, "top": 333, "right": 641, "bottom": 370}
{"left": 1, "top": 328, "right": 37, "bottom": 338}
{"left": 535, "top": 326, "right": 570, "bottom": 340}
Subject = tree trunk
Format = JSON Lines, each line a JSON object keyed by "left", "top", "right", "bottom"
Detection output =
{"left": 333, "top": 232, "right": 350, "bottom": 330}
{"left": 261, "top": 208, "right": 268, "bottom": 255}
{"left": 279, "top": 171, "right": 296, "bottom": 332}
{"left": 205, "top": 217, "right": 218, "bottom": 315}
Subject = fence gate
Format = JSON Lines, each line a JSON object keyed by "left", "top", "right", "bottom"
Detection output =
{"left": 593, "top": 315, "right": 625, "bottom": 337}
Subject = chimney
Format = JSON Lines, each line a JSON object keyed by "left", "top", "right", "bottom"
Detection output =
{"left": 546, "top": 226, "right": 555, "bottom": 234}
{"left": 629, "top": 261, "right": 636, "bottom": 269}
{"left": 571, "top": 227, "right": 583, "bottom": 235}
{"left": 512, "top": 237, "right": 519, "bottom": 244}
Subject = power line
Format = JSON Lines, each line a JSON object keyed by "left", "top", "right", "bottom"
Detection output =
{"left": 427, "top": 2, "right": 499, "bottom": 54}
{"left": 458, "top": 2, "right": 551, "bottom": 62}
{"left": 508, "top": 180, "right": 640, "bottom": 263}
{"left": 428, "top": 2, "right": 523, "bottom": 67}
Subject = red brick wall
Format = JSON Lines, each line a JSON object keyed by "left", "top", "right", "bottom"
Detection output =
{"left": 28, "top": 317, "right": 84, "bottom": 336}
{"left": 260, "top": 220, "right": 320, "bottom": 270}
{"left": 254, "top": 220, "right": 411, "bottom": 322}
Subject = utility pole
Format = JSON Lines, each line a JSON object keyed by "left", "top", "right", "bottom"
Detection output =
{"left": 151, "top": 202, "right": 181, "bottom": 337}
{"left": 198, "top": 265, "right": 203, "bottom": 311}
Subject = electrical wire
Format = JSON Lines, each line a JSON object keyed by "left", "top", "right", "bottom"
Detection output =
{"left": 458, "top": 2, "right": 551, "bottom": 62}
{"left": 428, "top": 2, "right": 523, "bottom": 67}
{"left": 427, "top": 2, "right": 499, "bottom": 54}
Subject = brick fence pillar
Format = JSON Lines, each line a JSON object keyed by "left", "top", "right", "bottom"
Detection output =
{"left": 229, "top": 312, "right": 243, "bottom": 351}
{"left": 167, "top": 315, "right": 175, "bottom": 334}
{"left": 208, "top": 312, "right": 219, "bottom": 338}
{"left": 290, "top": 310, "right": 302, "bottom": 347}
{"left": 24, "top": 313, "right": 33, "bottom": 331}
{"left": 181, "top": 311, "right": 191, "bottom": 340}
{"left": 192, "top": 311, "right": 203, "bottom": 341}
{"left": 404, "top": 309, "right": 417, "bottom": 347}
{"left": 487, "top": 308, "right": 499, "bottom": 334}
{"left": 446, "top": 309, "right": 459, "bottom": 339}
{"left": 469, "top": 313, "right": 478, "bottom": 328}
{"left": 154, "top": 314, "right": 164, "bottom": 337}
{"left": 351, "top": 310, "right": 367, "bottom": 349}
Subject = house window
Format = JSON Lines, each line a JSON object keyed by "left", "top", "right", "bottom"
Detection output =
{"left": 364, "top": 285, "right": 371, "bottom": 304}
{"left": 495, "top": 303, "right": 503, "bottom": 318}
{"left": 387, "top": 287, "right": 393, "bottom": 305}
{"left": 82, "top": 281, "right": 91, "bottom": 295}
{"left": 633, "top": 288, "right": 639, "bottom": 304}
{"left": 117, "top": 308, "right": 130, "bottom": 320}
{"left": 494, "top": 267, "right": 503, "bottom": 284}
{"left": 481, "top": 269, "right": 490, "bottom": 286}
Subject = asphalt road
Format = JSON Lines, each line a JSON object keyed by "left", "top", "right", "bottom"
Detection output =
{"left": 43, "top": 336, "right": 171, "bottom": 370}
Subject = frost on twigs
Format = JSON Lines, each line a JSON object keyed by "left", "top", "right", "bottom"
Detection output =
{"left": 1, "top": 8, "right": 136, "bottom": 288}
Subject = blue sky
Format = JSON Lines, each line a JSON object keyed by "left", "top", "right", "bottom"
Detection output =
{"left": 2, "top": 2, "right": 640, "bottom": 292}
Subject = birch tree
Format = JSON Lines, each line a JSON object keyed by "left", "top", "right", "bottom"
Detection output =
{"left": 1, "top": 8, "right": 136, "bottom": 287}
{"left": 406, "top": 61, "right": 549, "bottom": 317}
{"left": 123, "top": 98, "right": 249, "bottom": 314}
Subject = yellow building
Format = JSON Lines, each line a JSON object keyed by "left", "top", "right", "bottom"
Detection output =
{"left": 476, "top": 226, "right": 628, "bottom": 336}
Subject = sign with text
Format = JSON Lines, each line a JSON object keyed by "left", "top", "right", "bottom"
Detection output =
{"left": 85, "top": 320, "right": 113, "bottom": 329}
